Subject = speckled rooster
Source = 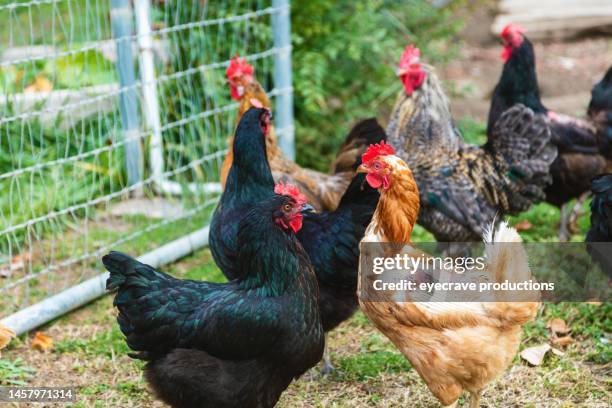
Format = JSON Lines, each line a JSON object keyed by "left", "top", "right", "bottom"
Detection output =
{"left": 220, "top": 56, "right": 386, "bottom": 211}
{"left": 385, "top": 45, "right": 557, "bottom": 241}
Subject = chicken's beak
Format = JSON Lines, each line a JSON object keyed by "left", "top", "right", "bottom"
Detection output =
{"left": 395, "top": 68, "right": 407, "bottom": 77}
{"left": 300, "top": 203, "right": 315, "bottom": 214}
{"left": 357, "top": 164, "right": 369, "bottom": 174}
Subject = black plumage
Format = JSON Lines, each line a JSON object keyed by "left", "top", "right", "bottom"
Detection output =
{"left": 103, "top": 194, "right": 324, "bottom": 408}
{"left": 586, "top": 174, "right": 612, "bottom": 278}
{"left": 588, "top": 66, "right": 612, "bottom": 157}
{"left": 210, "top": 108, "right": 383, "bottom": 332}
{"left": 487, "top": 32, "right": 612, "bottom": 209}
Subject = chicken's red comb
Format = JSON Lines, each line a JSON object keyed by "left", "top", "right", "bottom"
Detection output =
{"left": 362, "top": 141, "right": 395, "bottom": 164}
{"left": 274, "top": 183, "right": 308, "bottom": 206}
{"left": 399, "top": 45, "right": 421, "bottom": 69}
{"left": 501, "top": 23, "right": 526, "bottom": 38}
{"left": 226, "top": 56, "right": 254, "bottom": 79}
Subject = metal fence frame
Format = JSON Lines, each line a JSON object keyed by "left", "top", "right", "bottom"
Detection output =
{"left": 0, "top": 0, "right": 294, "bottom": 335}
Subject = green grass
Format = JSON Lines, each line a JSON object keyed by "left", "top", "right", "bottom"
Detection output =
{"left": 55, "top": 325, "right": 130, "bottom": 359}
{"left": 0, "top": 0, "right": 112, "bottom": 46}
{"left": 338, "top": 351, "right": 412, "bottom": 381}
{"left": 0, "top": 357, "right": 36, "bottom": 386}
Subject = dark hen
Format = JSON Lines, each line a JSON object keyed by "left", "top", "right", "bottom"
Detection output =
{"left": 210, "top": 108, "right": 383, "bottom": 372}
{"left": 586, "top": 174, "right": 612, "bottom": 278}
{"left": 487, "top": 24, "right": 612, "bottom": 239}
{"left": 588, "top": 66, "right": 612, "bottom": 157}
{"left": 104, "top": 194, "right": 324, "bottom": 408}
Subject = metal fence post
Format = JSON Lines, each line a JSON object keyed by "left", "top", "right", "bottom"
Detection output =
{"left": 271, "top": 0, "right": 295, "bottom": 161}
{"left": 134, "top": 0, "right": 164, "bottom": 186}
{"left": 111, "top": 0, "right": 143, "bottom": 189}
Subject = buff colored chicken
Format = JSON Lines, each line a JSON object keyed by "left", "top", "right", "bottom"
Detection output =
{"left": 357, "top": 142, "right": 540, "bottom": 408}
{"left": 220, "top": 56, "right": 386, "bottom": 211}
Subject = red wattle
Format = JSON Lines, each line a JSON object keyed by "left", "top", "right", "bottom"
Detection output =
{"left": 366, "top": 173, "right": 384, "bottom": 189}
{"left": 501, "top": 46, "right": 512, "bottom": 62}
{"left": 289, "top": 214, "right": 303, "bottom": 233}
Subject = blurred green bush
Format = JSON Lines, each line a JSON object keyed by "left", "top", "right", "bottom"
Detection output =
{"left": 291, "top": 0, "right": 464, "bottom": 171}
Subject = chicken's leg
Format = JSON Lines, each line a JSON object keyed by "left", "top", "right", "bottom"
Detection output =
{"left": 320, "top": 335, "right": 335, "bottom": 376}
{"left": 559, "top": 204, "right": 571, "bottom": 242}
{"left": 469, "top": 390, "right": 482, "bottom": 408}
{"left": 568, "top": 191, "right": 591, "bottom": 234}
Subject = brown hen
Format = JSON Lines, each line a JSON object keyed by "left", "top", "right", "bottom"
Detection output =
{"left": 357, "top": 143, "right": 540, "bottom": 408}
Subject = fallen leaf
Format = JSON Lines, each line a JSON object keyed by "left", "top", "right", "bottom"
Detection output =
{"left": 31, "top": 332, "right": 53, "bottom": 351}
{"left": 547, "top": 318, "right": 570, "bottom": 335}
{"left": 520, "top": 344, "right": 551, "bottom": 366}
{"left": 552, "top": 336, "right": 574, "bottom": 347}
{"left": 551, "top": 347, "right": 565, "bottom": 357}
{"left": 514, "top": 220, "right": 532, "bottom": 231}
{"left": 586, "top": 300, "right": 602, "bottom": 306}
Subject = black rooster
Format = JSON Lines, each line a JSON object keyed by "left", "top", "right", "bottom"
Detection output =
{"left": 103, "top": 193, "right": 324, "bottom": 408}
{"left": 487, "top": 24, "right": 612, "bottom": 240}
{"left": 586, "top": 174, "right": 612, "bottom": 278}
{"left": 210, "top": 107, "right": 383, "bottom": 372}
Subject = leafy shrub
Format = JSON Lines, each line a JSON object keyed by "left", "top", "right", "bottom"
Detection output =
{"left": 291, "top": 0, "right": 464, "bottom": 170}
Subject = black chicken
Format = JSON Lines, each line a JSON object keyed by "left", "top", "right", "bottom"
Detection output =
{"left": 210, "top": 107, "right": 383, "bottom": 372}
{"left": 588, "top": 66, "right": 612, "bottom": 157}
{"left": 103, "top": 193, "right": 324, "bottom": 408}
{"left": 487, "top": 23, "right": 612, "bottom": 240}
{"left": 586, "top": 173, "right": 612, "bottom": 278}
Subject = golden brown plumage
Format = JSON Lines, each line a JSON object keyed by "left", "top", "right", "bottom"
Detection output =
{"left": 221, "top": 58, "right": 385, "bottom": 211}
{"left": 357, "top": 149, "right": 540, "bottom": 407}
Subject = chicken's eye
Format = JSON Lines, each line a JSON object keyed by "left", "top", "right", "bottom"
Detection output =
{"left": 283, "top": 204, "right": 292, "bottom": 212}
{"left": 373, "top": 162, "right": 381, "bottom": 170}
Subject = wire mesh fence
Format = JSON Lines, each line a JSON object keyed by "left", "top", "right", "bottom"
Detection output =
{"left": 0, "top": 0, "right": 292, "bottom": 318}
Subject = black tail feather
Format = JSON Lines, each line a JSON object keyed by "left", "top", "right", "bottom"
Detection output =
{"left": 102, "top": 251, "right": 140, "bottom": 291}
{"left": 332, "top": 118, "right": 387, "bottom": 173}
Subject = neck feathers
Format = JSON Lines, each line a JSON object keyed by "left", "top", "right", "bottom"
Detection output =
{"left": 386, "top": 66, "right": 457, "bottom": 152}
{"left": 372, "top": 167, "right": 420, "bottom": 243}
{"left": 238, "top": 219, "right": 301, "bottom": 294}
{"left": 226, "top": 126, "right": 274, "bottom": 195}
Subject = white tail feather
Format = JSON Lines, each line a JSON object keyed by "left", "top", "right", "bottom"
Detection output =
{"left": 483, "top": 220, "right": 529, "bottom": 285}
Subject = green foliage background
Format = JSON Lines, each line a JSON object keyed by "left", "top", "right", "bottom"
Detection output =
{"left": 290, "top": 0, "right": 464, "bottom": 171}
